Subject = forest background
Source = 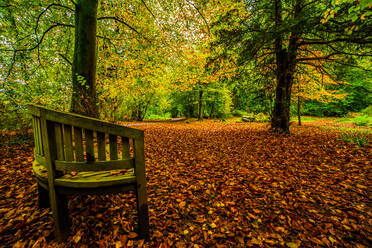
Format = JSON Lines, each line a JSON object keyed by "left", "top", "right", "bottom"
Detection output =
{"left": 0, "top": 0, "right": 371, "bottom": 134}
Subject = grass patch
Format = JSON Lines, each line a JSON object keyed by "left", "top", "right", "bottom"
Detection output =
{"left": 339, "top": 131, "right": 370, "bottom": 148}
{"left": 353, "top": 114, "right": 372, "bottom": 127}
{"left": 334, "top": 112, "right": 372, "bottom": 127}
{"left": 335, "top": 117, "right": 353, "bottom": 123}
{"left": 321, "top": 126, "right": 371, "bottom": 133}
{"left": 144, "top": 113, "right": 172, "bottom": 120}
{"left": 290, "top": 116, "right": 319, "bottom": 122}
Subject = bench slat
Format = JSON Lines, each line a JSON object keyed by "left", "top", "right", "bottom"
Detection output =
{"left": 97, "top": 132, "right": 106, "bottom": 161}
{"left": 122, "top": 137, "right": 130, "bottom": 158}
{"left": 55, "top": 172, "right": 136, "bottom": 188}
{"left": 32, "top": 117, "right": 39, "bottom": 155}
{"left": 74, "top": 127, "right": 84, "bottom": 162}
{"left": 85, "top": 129, "right": 95, "bottom": 162}
{"left": 63, "top": 125, "right": 74, "bottom": 161}
{"left": 55, "top": 159, "right": 134, "bottom": 172}
{"left": 109, "top": 134, "right": 118, "bottom": 160}
{"left": 55, "top": 123, "right": 65, "bottom": 161}
{"left": 28, "top": 104, "right": 143, "bottom": 139}
{"left": 36, "top": 117, "right": 44, "bottom": 156}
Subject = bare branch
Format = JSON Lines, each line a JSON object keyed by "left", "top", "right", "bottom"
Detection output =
{"left": 97, "top": 16, "right": 149, "bottom": 41}
{"left": 35, "top": 3, "right": 74, "bottom": 37}
{"left": 5, "top": 51, "right": 16, "bottom": 80}
{"left": 0, "top": 23, "right": 74, "bottom": 52}
{"left": 300, "top": 37, "right": 372, "bottom": 46}
{"left": 140, "top": 0, "right": 156, "bottom": 19}
{"left": 57, "top": 53, "right": 72, "bottom": 65}
{"left": 296, "top": 53, "right": 341, "bottom": 61}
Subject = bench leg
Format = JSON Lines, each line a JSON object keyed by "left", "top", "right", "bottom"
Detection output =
{"left": 136, "top": 184, "right": 150, "bottom": 241}
{"left": 38, "top": 183, "right": 50, "bottom": 208}
{"left": 49, "top": 188, "right": 70, "bottom": 241}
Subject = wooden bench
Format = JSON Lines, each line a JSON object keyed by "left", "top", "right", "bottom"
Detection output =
{"left": 28, "top": 104, "right": 149, "bottom": 241}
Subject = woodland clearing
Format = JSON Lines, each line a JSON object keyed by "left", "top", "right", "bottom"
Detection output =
{"left": 0, "top": 121, "right": 370, "bottom": 248}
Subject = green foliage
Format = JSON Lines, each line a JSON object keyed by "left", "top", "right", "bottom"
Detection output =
{"left": 339, "top": 131, "right": 370, "bottom": 148}
{"left": 145, "top": 112, "right": 172, "bottom": 120}
{"left": 254, "top": 113, "right": 270, "bottom": 122}
{"left": 353, "top": 114, "right": 372, "bottom": 127}
{"left": 360, "top": 105, "right": 372, "bottom": 116}
{"left": 169, "top": 83, "right": 232, "bottom": 119}
{"left": 232, "top": 109, "right": 248, "bottom": 117}
{"left": 302, "top": 66, "right": 372, "bottom": 117}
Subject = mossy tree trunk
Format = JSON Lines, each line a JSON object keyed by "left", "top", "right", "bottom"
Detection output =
{"left": 71, "top": 0, "right": 99, "bottom": 118}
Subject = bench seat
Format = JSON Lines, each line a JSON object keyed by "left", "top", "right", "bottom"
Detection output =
{"left": 33, "top": 161, "right": 136, "bottom": 188}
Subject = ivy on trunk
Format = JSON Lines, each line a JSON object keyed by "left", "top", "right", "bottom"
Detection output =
{"left": 71, "top": 0, "right": 99, "bottom": 118}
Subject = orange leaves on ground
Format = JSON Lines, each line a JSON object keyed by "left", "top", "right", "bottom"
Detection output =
{"left": 0, "top": 122, "right": 370, "bottom": 247}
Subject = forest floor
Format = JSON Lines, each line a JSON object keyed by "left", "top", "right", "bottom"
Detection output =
{"left": 0, "top": 120, "right": 370, "bottom": 248}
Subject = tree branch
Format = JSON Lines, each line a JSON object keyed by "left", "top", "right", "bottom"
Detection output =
{"left": 296, "top": 52, "right": 341, "bottom": 61}
{"left": 5, "top": 51, "right": 16, "bottom": 80}
{"left": 140, "top": 0, "right": 156, "bottom": 19}
{"left": 0, "top": 23, "right": 74, "bottom": 52}
{"left": 300, "top": 37, "right": 372, "bottom": 46}
{"left": 35, "top": 3, "right": 74, "bottom": 37}
{"left": 97, "top": 16, "right": 145, "bottom": 38}
{"left": 185, "top": 0, "right": 211, "bottom": 36}
{"left": 57, "top": 53, "right": 72, "bottom": 65}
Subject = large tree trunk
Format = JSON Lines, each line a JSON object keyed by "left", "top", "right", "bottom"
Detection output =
{"left": 71, "top": 0, "right": 99, "bottom": 118}
{"left": 271, "top": 58, "right": 294, "bottom": 133}
{"left": 271, "top": 0, "right": 300, "bottom": 133}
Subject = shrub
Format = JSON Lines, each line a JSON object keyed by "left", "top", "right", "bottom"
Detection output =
{"left": 353, "top": 114, "right": 372, "bottom": 127}
{"left": 255, "top": 113, "right": 270, "bottom": 122}
{"left": 232, "top": 109, "right": 248, "bottom": 117}
{"left": 339, "top": 131, "right": 370, "bottom": 148}
{"left": 360, "top": 105, "right": 372, "bottom": 116}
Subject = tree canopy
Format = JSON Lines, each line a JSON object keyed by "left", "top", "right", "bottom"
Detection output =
{"left": 0, "top": 0, "right": 371, "bottom": 133}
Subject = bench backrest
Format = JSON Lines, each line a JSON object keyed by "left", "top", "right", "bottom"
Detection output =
{"left": 28, "top": 104, "right": 144, "bottom": 175}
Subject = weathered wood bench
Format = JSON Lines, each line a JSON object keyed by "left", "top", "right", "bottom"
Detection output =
{"left": 28, "top": 104, "right": 149, "bottom": 241}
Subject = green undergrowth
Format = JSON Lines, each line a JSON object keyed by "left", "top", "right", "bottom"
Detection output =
{"left": 339, "top": 130, "right": 370, "bottom": 148}
{"left": 290, "top": 116, "right": 319, "bottom": 122}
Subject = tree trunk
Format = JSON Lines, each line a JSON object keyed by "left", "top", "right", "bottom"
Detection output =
{"left": 71, "top": 0, "right": 99, "bottom": 118}
{"left": 297, "top": 81, "right": 302, "bottom": 126}
{"left": 271, "top": 56, "right": 294, "bottom": 133}
{"left": 271, "top": 0, "right": 300, "bottom": 133}
{"left": 210, "top": 100, "right": 215, "bottom": 118}
{"left": 198, "top": 89, "right": 203, "bottom": 120}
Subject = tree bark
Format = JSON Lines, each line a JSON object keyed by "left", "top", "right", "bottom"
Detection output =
{"left": 297, "top": 81, "right": 302, "bottom": 126}
{"left": 271, "top": 54, "right": 295, "bottom": 133}
{"left": 71, "top": 0, "right": 99, "bottom": 118}
{"left": 271, "top": 0, "right": 301, "bottom": 133}
{"left": 198, "top": 89, "right": 203, "bottom": 120}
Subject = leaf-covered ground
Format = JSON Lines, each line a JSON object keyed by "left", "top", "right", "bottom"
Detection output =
{"left": 0, "top": 123, "right": 370, "bottom": 248}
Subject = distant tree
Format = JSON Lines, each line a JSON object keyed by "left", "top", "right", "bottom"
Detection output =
{"left": 210, "top": 0, "right": 371, "bottom": 133}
